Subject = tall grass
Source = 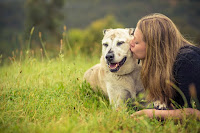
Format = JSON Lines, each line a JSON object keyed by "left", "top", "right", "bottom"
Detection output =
{"left": 0, "top": 50, "right": 199, "bottom": 133}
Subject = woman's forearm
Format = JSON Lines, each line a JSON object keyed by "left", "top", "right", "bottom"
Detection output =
{"left": 155, "top": 108, "right": 200, "bottom": 120}
{"left": 131, "top": 108, "right": 200, "bottom": 120}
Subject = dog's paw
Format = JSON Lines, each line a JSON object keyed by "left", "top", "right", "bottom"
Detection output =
{"left": 153, "top": 100, "right": 167, "bottom": 110}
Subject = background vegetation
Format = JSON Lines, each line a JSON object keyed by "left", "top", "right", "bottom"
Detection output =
{"left": 0, "top": 0, "right": 200, "bottom": 132}
{"left": 0, "top": 0, "right": 200, "bottom": 60}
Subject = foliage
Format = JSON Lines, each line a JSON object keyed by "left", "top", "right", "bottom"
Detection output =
{"left": 0, "top": 53, "right": 200, "bottom": 133}
{"left": 65, "top": 0, "right": 200, "bottom": 46}
{"left": 67, "top": 15, "right": 124, "bottom": 56}
{"left": 0, "top": 1, "right": 24, "bottom": 58}
{"left": 1, "top": 0, "right": 200, "bottom": 59}
{"left": 24, "top": 0, "right": 65, "bottom": 41}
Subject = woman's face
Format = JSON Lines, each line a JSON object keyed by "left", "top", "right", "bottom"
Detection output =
{"left": 130, "top": 27, "right": 146, "bottom": 59}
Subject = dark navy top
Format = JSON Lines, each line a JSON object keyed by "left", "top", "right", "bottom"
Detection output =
{"left": 173, "top": 45, "right": 200, "bottom": 110}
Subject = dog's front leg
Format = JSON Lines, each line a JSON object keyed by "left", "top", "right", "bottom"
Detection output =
{"left": 106, "top": 84, "right": 118, "bottom": 108}
{"left": 107, "top": 83, "right": 131, "bottom": 108}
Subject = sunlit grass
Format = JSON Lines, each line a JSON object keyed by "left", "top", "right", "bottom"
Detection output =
{"left": 0, "top": 52, "right": 200, "bottom": 132}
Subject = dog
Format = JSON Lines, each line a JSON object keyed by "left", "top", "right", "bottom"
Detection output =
{"left": 84, "top": 28, "right": 144, "bottom": 108}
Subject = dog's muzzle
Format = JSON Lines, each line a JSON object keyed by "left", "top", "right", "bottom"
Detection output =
{"left": 105, "top": 52, "right": 127, "bottom": 72}
{"left": 105, "top": 52, "right": 114, "bottom": 62}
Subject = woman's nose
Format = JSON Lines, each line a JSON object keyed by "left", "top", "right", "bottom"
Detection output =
{"left": 130, "top": 39, "right": 135, "bottom": 47}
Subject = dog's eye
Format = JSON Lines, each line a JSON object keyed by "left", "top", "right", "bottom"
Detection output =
{"left": 103, "top": 43, "right": 108, "bottom": 47}
{"left": 117, "top": 41, "right": 124, "bottom": 46}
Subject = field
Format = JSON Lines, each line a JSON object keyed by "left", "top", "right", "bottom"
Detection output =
{"left": 0, "top": 51, "right": 200, "bottom": 133}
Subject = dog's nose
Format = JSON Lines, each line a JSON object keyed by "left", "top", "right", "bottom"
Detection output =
{"left": 106, "top": 52, "right": 114, "bottom": 62}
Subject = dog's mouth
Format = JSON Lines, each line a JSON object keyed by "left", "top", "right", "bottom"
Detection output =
{"left": 107, "top": 57, "right": 127, "bottom": 72}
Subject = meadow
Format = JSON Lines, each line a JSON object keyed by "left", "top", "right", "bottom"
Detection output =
{"left": 0, "top": 48, "right": 200, "bottom": 133}
{"left": 0, "top": 22, "right": 200, "bottom": 132}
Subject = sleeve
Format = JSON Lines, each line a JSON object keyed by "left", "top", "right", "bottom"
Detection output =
{"left": 173, "top": 51, "right": 200, "bottom": 108}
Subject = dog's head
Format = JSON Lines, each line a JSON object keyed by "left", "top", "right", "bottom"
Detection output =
{"left": 101, "top": 28, "right": 139, "bottom": 75}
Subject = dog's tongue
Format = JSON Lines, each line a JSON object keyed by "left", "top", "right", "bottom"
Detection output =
{"left": 109, "top": 63, "right": 118, "bottom": 69}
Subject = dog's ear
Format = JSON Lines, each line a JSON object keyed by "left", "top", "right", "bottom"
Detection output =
{"left": 128, "top": 28, "right": 135, "bottom": 35}
{"left": 125, "top": 28, "right": 135, "bottom": 35}
{"left": 103, "top": 29, "right": 107, "bottom": 35}
{"left": 103, "top": 29, "right": 111, "bottom": 35}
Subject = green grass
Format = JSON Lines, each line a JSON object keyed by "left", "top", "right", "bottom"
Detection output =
{"left": 0, "top": 53, "right": 200, "bottom": 133}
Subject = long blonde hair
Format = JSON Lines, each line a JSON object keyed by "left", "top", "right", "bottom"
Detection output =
{"left": 137, "top": 13, "right": 193, "bottom": 105}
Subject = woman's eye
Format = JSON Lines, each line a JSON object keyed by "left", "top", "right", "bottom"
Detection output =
{"left": 103, "top": 43, "right": 108, "bottom": 47}
{"left": 117, "top": 41, "right": 124, "bottom": 46}
{"left": 135, "top": 42, "right": 139, "bottom": 44}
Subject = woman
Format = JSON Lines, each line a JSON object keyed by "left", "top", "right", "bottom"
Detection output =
{"left": 130, "top": 13, "right": 200, "bottom": 120}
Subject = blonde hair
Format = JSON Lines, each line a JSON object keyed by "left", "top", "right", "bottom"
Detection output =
{"left": 137, "top": 13, "right": 193, "bottom": 105}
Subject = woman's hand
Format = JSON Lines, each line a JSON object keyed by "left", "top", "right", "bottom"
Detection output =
{"left": 131, "top": 109, "right": 156, "bottom": 119}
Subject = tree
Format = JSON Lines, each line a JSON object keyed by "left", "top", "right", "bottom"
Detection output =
{"left": 25, "top": 0, "right": 65, "bottom": 43}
